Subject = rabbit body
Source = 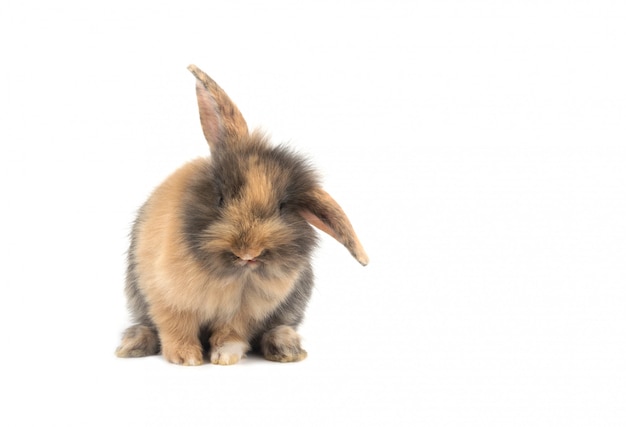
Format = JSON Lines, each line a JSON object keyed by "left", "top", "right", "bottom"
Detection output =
{"left": 116, "top": 65, "right": 367, "bottom": 365}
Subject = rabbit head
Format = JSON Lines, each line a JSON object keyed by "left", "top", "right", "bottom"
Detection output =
{"left": 185, "top": 65, "right": 368, "bottom": 281}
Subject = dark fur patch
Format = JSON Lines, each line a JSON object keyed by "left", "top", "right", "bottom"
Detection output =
{"left": 124, "top": 205, "right": 154, "bottom": 327}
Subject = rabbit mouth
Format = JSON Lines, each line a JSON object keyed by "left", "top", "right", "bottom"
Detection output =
{"left": 236, "top": 258, "right": 262, "bottom": 269}
{"left": 232, "top": 254, "right": 265, "bottom": 269}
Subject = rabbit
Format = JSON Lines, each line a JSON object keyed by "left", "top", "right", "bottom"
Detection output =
{"left": 115, "top": 65, "right": 368, "bottom": 366}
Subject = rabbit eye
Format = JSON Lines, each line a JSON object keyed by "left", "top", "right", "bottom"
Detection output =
{"left": 217, "top": 194, "right": 225, "bottom": 208}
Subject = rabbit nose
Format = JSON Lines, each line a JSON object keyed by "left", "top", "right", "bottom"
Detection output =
{"left": 233, "top": 248, "right": 264, "bottom": 261}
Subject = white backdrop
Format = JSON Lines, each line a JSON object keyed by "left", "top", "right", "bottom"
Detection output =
{"left": 1, "top": 1, "right": 625, "bottom": 426}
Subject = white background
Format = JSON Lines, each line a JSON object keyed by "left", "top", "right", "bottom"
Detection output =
{"left": 1, "top": 1, "right": 625, "bottom": 426}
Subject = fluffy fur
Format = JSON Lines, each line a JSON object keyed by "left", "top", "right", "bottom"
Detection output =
{"left": 116, "top": 65, "right": 368, "bottom": 365}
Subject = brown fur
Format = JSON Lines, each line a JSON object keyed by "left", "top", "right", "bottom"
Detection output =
{"left": 116, "top": 65, "right": 368, "bottom": 366}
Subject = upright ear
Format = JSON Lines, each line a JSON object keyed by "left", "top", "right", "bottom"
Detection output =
{"left": 187, "top": 64, "right": 249, "bottom": 152}
{"left": 299, "top": 188, "right": 369, "bottom": 266}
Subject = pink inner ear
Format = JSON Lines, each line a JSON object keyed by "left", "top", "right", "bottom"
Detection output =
{"left": 195, "top": 80, "right": 224, "bottom": 151}
{"left": 299, "top": 188, "right": 369, "bottom": 266}
{"left": 299, "top": 209, "right": 339, "bottom": 240}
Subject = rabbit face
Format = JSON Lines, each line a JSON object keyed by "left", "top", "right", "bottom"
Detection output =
{"left": 182, "top": 137, "right": 319, "bottom": 281}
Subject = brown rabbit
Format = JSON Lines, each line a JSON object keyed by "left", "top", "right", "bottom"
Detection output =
{"left": 115, "top": 65, "right": 368, "bottom": 365}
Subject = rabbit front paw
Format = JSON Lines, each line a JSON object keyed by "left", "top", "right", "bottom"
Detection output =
{"left": 162, "top": 343, "right": 204, "bottom": 366}
{"left": 260, "top": 325, "right": 307, "bottom": 363}
{"left": 210, "top": 341, "right": 248, "bottom": 365}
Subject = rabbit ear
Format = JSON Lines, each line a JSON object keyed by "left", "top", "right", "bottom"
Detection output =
{"left": 299, "top": 188, "right": 369, "bottom": 266}
{"left": 188, "top": 64, "right": 249, "bottom": 152}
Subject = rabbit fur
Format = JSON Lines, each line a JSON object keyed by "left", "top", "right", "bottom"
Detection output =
{"left": 116, "top": 65, "right": 368, "bottom": 365}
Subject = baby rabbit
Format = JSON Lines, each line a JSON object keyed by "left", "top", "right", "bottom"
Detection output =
{"left": 115, "top": 65, "right": 368, "bottom": 365}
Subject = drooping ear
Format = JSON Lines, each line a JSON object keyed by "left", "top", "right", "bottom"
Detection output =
{"left": 299, "top": 188, "right": 369, "bottom": 266}
{"left": 187, "top": 64, "right": 249, "bottom": 152}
